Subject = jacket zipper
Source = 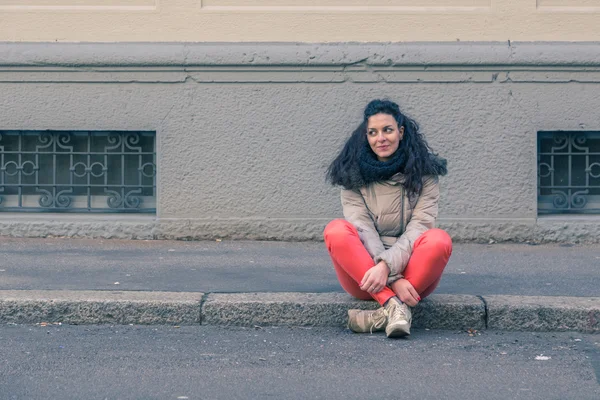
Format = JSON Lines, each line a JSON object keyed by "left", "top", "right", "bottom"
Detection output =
{"left": 400, "top": 189, "right": 405, "bottom": 235}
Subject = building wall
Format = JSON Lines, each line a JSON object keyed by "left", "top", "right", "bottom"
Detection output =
{"left": 1, "top": 0, "right": 600, "bottom": 42}
{"left": 1, "top": 43, "right": 599, "bottom": 243}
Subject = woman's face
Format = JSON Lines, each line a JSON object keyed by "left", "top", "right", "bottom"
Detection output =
{"left": 366, "top": 113, "right": 404, "bottom": 162}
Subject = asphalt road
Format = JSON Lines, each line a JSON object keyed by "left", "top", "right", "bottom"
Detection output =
{"left": 0, "top": 237, "right": 598, "bottom": 296}
{"left": 1, "top": 325, "right": 599, "bottom": 400}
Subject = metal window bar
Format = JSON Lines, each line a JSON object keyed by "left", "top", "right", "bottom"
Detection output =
{"left": 538, "top": 131, "right": 600, "bottom": 214}
{"left": 0, "top": 130, "right": 156, "bottom": 213}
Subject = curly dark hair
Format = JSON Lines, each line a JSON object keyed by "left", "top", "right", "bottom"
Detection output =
{"left": 326, "top": 99, "right": 446, "bottom": 195}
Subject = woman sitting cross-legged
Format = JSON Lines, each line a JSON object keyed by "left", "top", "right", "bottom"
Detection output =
{"left": 324, "top": 99, "right": 452, "bottom": 338}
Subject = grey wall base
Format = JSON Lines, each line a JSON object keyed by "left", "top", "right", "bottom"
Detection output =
{"left": 440, "top": 217, "right": 600, "bottom": 244}
{"left": 1, "top": 215, "right": 599, "bottom": 243}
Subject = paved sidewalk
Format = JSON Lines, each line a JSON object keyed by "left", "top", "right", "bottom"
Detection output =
{"left": 0, "top": 237, "right": 598, "bottom": 332}
{"left": 1, "top": 237, "right": 599, "bottom": 296}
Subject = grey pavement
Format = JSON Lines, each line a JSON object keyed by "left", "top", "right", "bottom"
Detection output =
{"left": 0, "top": 237, "right": 598, "bottom": 297}
{"left": 1, "top": 324, "right": 599, "bottom": 400}
{"left": 0, "top": 237, "right": 598, "bottom": 333}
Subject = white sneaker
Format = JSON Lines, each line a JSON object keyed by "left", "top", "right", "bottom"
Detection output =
{"left": 347, "top": 308, "right": 387, "bottom": 334}
{"left": 384, "top": 297, "right": 411, "bottom": 338}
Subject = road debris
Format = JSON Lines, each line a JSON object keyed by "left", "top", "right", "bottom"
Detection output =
{"left": 36, "top": 322, "right": 62, "bottom": 326}
{"left": 466, "top": 328, "right": 480, "bottom": 337}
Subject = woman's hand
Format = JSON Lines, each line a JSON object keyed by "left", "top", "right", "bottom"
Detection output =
{"left": 360, "top": 261, "right": 390, "bottom": 294}
{"left": 391, "top": 278, "right": 421, "bottom": 307}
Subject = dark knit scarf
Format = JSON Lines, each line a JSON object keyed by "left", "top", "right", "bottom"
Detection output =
{"left": 354, "top": 142, "right": 448, "bottom": 189}
{"left": 358, "top": 143, "right": 408, "bottom": 184}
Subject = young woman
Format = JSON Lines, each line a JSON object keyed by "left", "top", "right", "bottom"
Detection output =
{"left": 324, "top": 99, "right": 452, "bottom": 338}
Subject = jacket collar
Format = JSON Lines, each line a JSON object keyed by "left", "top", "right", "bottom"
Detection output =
{"left": 388, "top": 172, "right": 406, "bottom": 185}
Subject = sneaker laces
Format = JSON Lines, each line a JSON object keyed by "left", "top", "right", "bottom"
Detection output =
{"left": 385, "top": 299, "right": 407, "bottom": 321}
{"left": 369, "top": 310, "right": 387, "bottom": 334}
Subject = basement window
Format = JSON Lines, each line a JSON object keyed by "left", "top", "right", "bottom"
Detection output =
{"left": 0, "top": 130, "right": 156, "bottom": 213}
{"left": 538, "top": 131, "right": 600, "bottom": 215}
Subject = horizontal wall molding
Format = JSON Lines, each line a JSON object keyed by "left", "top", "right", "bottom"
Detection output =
{"left": 3, "top": 42, "right": 600, "bottom": 68}
{"left": 3, "top": 43, "right": 600, "bottom": 83}
{"left": 199, "top": 0, "right": 492, "bottom": 14}
{"left": 3, "top": 66, "right": 600, "bottom": 83}
{"left": 0, "top": 2, "right": 157, "bottom": 12}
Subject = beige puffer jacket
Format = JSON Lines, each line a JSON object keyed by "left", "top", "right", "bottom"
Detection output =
{"left": 341, "top": 174, "right": 440, "bottom": 285}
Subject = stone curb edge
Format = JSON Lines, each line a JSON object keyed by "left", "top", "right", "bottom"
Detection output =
{"left": 0, "top": 291, "right": 598, "bottom": 333}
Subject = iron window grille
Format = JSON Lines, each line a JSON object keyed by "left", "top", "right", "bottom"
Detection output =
{"left": 0, "top": 130, "right": 156, "bottom": 213}
{"left": 538, "top": 131, "right": 600, "bottom": 215}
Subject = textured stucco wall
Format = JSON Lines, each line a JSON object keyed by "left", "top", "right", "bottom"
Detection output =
{"left": 1, "top": 42, "right": 599, "bottom": 243}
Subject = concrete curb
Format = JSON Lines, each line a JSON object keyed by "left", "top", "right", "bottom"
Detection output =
{"left": 0, "top": 290, "right": 204, "bottom": 325}
{"left": 486, "top": 295, "right": 600, "bottom": 332}
{"left": 202, "top": 293, "right": 486, "bottom": 330}
{"left": 0, "top": 291, "right": 598, "bottom": 333}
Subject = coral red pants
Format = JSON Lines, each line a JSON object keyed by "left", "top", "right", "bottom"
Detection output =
{"left": 323, "top": 219, "right": 452, "bottom": 306}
